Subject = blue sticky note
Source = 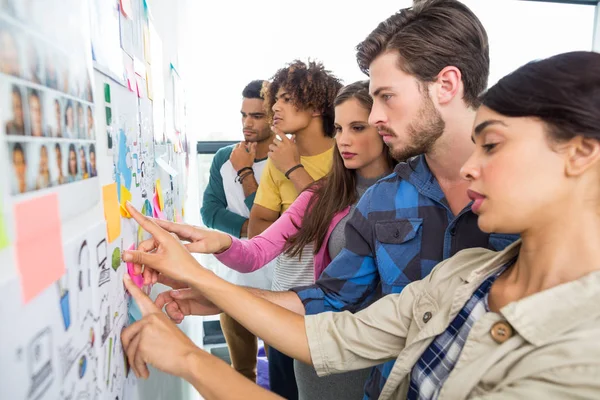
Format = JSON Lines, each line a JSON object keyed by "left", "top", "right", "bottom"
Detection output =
{"left": 128, "top": 297, "right": 143, "bottom": 323}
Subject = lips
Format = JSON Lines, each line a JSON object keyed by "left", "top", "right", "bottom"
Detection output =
{"left": 467, "top": 189, "right": 486, "bottom": 213}
{"left": 273, "top": 116, "right": 283, "bottom": 125}
{"left": 341, "top": 152, "right": 356, "bottom": 159}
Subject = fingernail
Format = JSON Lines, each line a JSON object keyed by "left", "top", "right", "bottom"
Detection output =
{"left": 123, "top": 274, "right": 131, "bottom": 282}
{"left": 123, "top": 252, "right": 132, "bottom": 262}
{"left": 126, "top": 201, "right": 133, "bottom": 206}
{"left": 171, "top": 289, "right": 180, "bottom": 297}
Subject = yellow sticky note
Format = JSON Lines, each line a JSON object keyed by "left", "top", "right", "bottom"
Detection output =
{"left": 0, "top": 211, "right": 8, "bottom": 250}
{"left": 156, "top": 179, "right": 164, "bottom": 211}
{"left": 102, "top": 183, "right": 121, "bottom": 243}
{"left": 119, "top": 185, "right": 132, "bottom": 218}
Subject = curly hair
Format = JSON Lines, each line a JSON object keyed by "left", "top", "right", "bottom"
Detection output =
{"left": 263, "top": 60, "right": 342, "bottom": 137}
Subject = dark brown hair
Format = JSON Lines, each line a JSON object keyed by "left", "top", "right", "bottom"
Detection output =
{"left": 285, "top": 81, "right": 396, "bottom": 258}
{"left": 263, "top": 60, "right": 342, "bottom": 137}
{"left": 356, "top": 0, "right": 489, "bottom": 108}
{"left": 481, "top": 51, "right": 600, "bottom": 143}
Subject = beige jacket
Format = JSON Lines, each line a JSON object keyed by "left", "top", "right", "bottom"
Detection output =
{"left": 305, "top": 240, "right": 600, "bottom": 399}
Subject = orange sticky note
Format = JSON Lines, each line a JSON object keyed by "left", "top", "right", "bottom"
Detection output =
{"left": 14, "top": 193, "right": 65, "bottom": 303}
{"left": 119, "top": 185, "right": 132, "bottom": 218}
{"left": 102, "top": 183, "right": 121, "bottom": 243}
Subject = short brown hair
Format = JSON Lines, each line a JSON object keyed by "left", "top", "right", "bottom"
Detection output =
{"left": 264, "top": 60, "right": 342, "bottom": 137}
{"left": 356, "top": 0, "right": 489, "bottom": 107}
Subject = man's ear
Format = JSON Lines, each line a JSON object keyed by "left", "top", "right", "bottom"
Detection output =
{"left": 435, "top": 66, "right": 462, "bottom": 106}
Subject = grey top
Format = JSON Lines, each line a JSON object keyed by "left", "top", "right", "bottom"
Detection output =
{"left": 327, "top": 174, "right": 383, "bottom": 260}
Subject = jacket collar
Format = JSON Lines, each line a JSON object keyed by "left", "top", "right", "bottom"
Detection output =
{"left": 459, "top": 240, "right": 600, "bottom": 346}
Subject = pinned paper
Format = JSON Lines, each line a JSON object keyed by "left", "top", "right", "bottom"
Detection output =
{"left": 102, "top": 183, "right": 121, "bottom": 243}
{"left": 0, "top": 211, "right": 9, "bottom": 250}
{"left": 14, "top": 193, "right": 65, "bottom": 303}
{"left": 156, "top": 157, "right": 178, "bottom": 177}
{"left": 155, "top": 180, "right": 164, "bottom": 210}
{"left": 126, "top": 244, "right": 144, "bottom": 288}
{"left": 119, "top": 185, "right": 132, "bottom": 218}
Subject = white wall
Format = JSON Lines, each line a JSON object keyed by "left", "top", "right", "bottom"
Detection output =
{"left": 181, "top": 0, "right": 596, "bottom": 143}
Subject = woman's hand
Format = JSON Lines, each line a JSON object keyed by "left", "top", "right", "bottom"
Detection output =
{"left": 122, "top": 202, "right": 208, "bottom": 286}
{"left": 152, "top": 218, "right": 233, "bottom": 255}
{"left": 121, "top": 274, "right": 202, "bottom": 380}
{"left": 155, "top": 275, "right": 221, "bottom": 323}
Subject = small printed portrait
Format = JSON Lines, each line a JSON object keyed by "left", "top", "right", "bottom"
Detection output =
{"left": 6, "top": 85, "right": 25, "bottom": 136}
{"left": 44, "top": 51, "right": 60, "bottom": 90}
{"left": 10, "top": 142, "right": 29, "bottom": 195}
{"left": 77, "top": 102, "right": 86, "bottom": 139}
{"left": 53, "top": 142, "right": 66, "bottom": 186}
{"left": 86, "top": 105, "right": 95, "bottom": 140}
{"left": 79, "top": 144, "right": 89, "bottom": 180}
{"left": 64, "top": 99, "right": 76, "bottom": 138}
{"left": 67, "top": 142, "right": 79, "bottom": 183}
{"left": 0, "top": 24, "right": 22, "bottom": 78}
{"left": 35, "top": 143, "right": 52, "bottom": 190}
{"left": 48, "top": 96, "right": 63, "bottom": 138}
{"left": 27, "top": 88, "right": 45, "bottom": 137}
{"left": 89, "top": 143, "right": 97, "bottom": 178}
{"left": 26, "top": 37, "right": 44, "bottom": 85}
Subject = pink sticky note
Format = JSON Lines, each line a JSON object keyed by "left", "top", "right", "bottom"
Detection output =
{"left": 126, "top": 244, "right": 144, "bottom": 288}
{"left": 152, "top": 194, "right": 165, "bottom": 220}
{"left": 15, "top": 194, "right": 66, "bottom": 303}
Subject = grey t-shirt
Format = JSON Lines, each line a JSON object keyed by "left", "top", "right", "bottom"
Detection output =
{"left": 327, "top": 174, "right": 382, "bottom": 260}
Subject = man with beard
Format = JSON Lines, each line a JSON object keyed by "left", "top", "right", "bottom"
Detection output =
{"left": 200, "top": 80, "right": 275, "bottom": 384}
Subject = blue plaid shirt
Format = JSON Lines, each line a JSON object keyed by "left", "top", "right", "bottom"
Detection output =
{"left": 291, "top": 155, "right": 518, "bottom": 399}
{"left": 408, "top": 261, "right": 513, "bottom": 399}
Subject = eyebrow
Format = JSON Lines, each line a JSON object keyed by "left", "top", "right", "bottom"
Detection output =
{"left": 275, "top": 91, "right": 288, "bottom": 99}
{"left": 371, "top": 86, "right": 393, "bottom": 97}
{"left": 472, "top": 119, "right": 507, "bottom": 142}
{"left": 241, "top": 111, "right": 266, "bottom": 116}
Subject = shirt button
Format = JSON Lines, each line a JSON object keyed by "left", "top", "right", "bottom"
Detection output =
{"left": 393, "top": 229, "right": 400, "bottom": 239}
{"left": 423, "top": 311, "right": 432, "bottom": 323}
{"left": 490, "top": 321, "right": 513, "bottom": 344}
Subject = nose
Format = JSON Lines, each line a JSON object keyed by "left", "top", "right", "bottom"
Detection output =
{"left": 336, "top": 129, "right": 351, "bottom": 147}
{"left": 368, "top": 101, "right": 386, "bottom": 127}
{"left": 272, "top": 100, "right": 281, "bottom": 113}
{"left": 460, "top": 153, "right": 480, "bottom": 181}
{"left": 243, "top": 117, "right": 253, "bottom": 129}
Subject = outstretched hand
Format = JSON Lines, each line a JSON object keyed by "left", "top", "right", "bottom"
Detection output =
{"left": 122, "top": 202, "right": 206, "bottom": 287}
{"left": 150, "top": 218, "right": 232, "bottom": 255}
{"left": 121, "top": 274, "right": 200, "bottom": 380}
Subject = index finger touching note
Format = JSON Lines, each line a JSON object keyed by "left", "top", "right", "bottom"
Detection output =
{"left": 123, "top": 274, "right": 157, "bottom": 317}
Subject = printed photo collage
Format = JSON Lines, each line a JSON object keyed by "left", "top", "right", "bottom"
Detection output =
{"left": 0, "top": 14, "right": 97, "bottom": 196}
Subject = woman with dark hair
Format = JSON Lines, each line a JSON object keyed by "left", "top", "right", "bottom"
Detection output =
{"left": 12, "top": 142, "right": 27, "bottom": 194}
{"left": 67, "top": 143, "right": 78, "bottom": 182}
{"left": 120, "top": 51, "right": 600, "bottom": 399}
{"left": 89, "top": 144, "right": 97, "bottom": 177}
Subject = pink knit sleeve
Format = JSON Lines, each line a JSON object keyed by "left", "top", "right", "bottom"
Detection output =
{"left": 214, "top": 191, "right": 313, "bottom": 273}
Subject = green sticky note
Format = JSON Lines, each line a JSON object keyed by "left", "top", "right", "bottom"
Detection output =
{"left": 0, "top": 211, "right": 9, "bottom": 250}
{"left": 105, "top": 107, "right": 112, "bottom": 126}
{"left": 104, "top": 83, "right": 111, "bottom": 103}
